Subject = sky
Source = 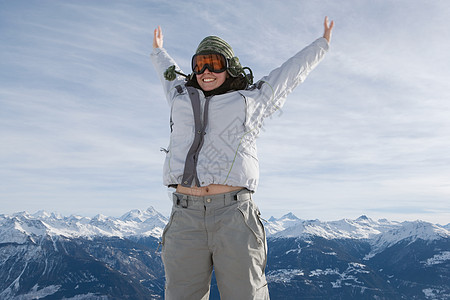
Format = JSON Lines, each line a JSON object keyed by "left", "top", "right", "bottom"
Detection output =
{"left": 1, "top": 0, "right": 449, "bottom": 224}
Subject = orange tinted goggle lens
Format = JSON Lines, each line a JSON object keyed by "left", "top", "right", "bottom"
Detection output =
{"left": 192, "top": 53, "right": 228, "bottom": 74}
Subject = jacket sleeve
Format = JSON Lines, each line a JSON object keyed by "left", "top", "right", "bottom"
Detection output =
{"left": 150, "top": 47, "right": 187, "bottom": 105}
{"left": 254, "top": 37, "right": 329, "bottom": 118}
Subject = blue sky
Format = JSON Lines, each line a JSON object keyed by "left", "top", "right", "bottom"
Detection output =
{"left": 1, "top": 0, "right": 449, "bottom": 224}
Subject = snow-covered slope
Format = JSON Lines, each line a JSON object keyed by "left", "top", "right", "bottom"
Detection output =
{"left": 265, "top": 212, "right": 303, "bottom": 235}
{"left": 367, "top": 220, "right": 450, "bottom": 258}
{"left": 1, "top": 208, "right": 448, "bottom": 250}
{"left": 265, "top": 213, "right": 450, "bottom": 260}
{"left": 268, "top": 214, "right": 402, "bottom": 239}
{"left": 0, "top": 207, "right": 167, "bottom": 243}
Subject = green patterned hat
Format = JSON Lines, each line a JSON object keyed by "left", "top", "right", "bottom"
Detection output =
{"left": 196, "top": 36, "right": 234, "bottom": 58}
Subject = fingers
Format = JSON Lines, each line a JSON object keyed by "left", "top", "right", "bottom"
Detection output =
{"left": 154, "top": 26, "right": 162, "bottom": 40}
{"left": 156, "top": 25, "right": 163, "bottom": 39}
{"left": 153, "top": 25, "right": 163, "bottom": 48}
{"left": 153, "top": 28, "right": 158, "bottom": 48}
{"left": 323, "top": 16, "right": 334, "bottom": 43}
{"left": 324, "top": 16, "right": 334, "bottom": 30}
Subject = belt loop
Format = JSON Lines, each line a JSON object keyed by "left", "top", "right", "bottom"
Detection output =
{"left": 181, "top": 195, "right": 188, "bottom": 208}
{"left": 234, "top": 189, "right": 252, "bottom": 201}
{"left": 173, "top": 193, "right": 188, "bottom": 208}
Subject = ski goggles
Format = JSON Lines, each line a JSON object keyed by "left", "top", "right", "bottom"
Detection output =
{"left": 191, "top": 53, "right": 228, "bottom": 75}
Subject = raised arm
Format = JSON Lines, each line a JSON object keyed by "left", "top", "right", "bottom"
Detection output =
{"left": 248, "top": 17, "right": 333, "bottom": 122}
{"left": 151, "top": 26, "right": 188, "bottom": 105}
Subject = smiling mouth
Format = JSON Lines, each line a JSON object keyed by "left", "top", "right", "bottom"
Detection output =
{"left": 203, "top": 78, "right": 215, "bottom": 82}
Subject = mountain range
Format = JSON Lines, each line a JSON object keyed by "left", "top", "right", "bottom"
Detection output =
{"left": 1, "top": 207, "right": 449, "bottom": 299}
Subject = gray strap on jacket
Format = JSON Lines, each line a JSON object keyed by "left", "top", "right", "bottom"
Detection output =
{"left": 180, "top": 86, "right": 210, "bottom": 187}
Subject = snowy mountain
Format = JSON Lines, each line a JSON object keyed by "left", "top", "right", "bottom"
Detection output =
{"left": 0, "top": 207, "right": 167, "bottom": 244}
{"left": 367, "top": 220, "right": 450, "bottom": 258}
{"left": 0, "top": 207, "right": 167, "bottom": 300}
{"left": 265, "top": 212, "right": 303, "bottom": 235}
{"left": 263, "top": 214, "right": 450, "bottom": 300}
{"left": 1, "top": 208, "right": 449, "bottom": 299}
{"left": 268, "top": 214, "right": 401, "bottom": 239}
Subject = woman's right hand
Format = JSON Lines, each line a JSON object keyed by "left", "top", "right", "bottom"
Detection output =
{"left": 323, "top": 17, "right": 334, "bottom": 43}
{"left": 153, "top": 26, "right": 163, "bottom": 48}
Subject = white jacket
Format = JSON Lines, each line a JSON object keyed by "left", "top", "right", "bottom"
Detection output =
{"left": 151, "top": 37, "right": 329, "bottom": 191}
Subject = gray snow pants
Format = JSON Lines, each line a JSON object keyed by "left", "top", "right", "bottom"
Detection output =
{"left": 161, "top": 189, "right": 270, "bottom": 300}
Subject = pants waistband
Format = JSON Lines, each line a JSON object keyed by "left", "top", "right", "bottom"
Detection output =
{"left": 172, "top": 189, "right": 252, "bottom": 209}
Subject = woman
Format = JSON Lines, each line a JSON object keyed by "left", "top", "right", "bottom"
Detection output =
{"left": 151, "top": 17, "right": 334, "bottom": 300}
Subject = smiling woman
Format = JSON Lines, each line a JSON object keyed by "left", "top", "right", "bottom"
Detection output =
{"left": 151, "top": 18, "right": 333, "bottom": 300}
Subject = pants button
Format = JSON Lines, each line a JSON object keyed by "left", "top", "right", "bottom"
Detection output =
{"left": 206, "top": 198, "right": 212, "bottom": 203}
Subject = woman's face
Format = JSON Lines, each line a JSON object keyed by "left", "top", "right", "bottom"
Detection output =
{"left": 196, "top": 69, "right": 228, "bottom": 92}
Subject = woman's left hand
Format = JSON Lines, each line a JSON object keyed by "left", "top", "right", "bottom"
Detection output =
{"left": 153, "top": 25, "right": 164, "bottom": 49}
